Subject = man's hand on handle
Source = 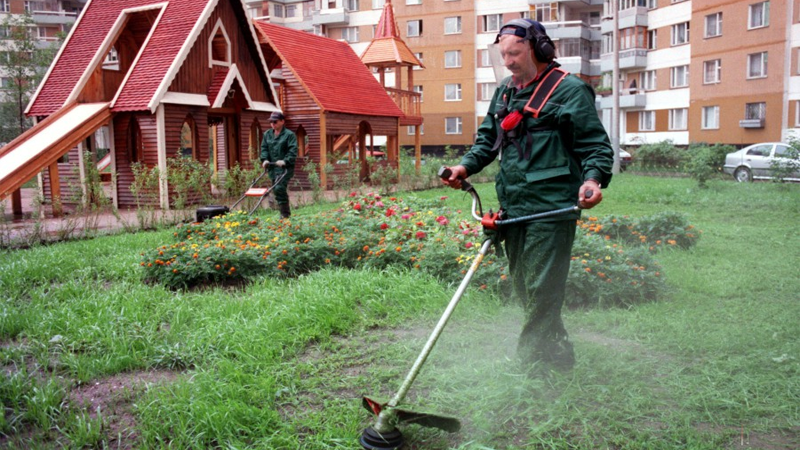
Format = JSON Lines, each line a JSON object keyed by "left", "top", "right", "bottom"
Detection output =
{"left": 262, "top": 160, "right": 270, "bottom": 168}
{"left": 441, "top": 165, "right": 468, "bottom": 189}
{"left": 275, "top": 160, "right": 286, "bottom": 168}
{"left": 579, "top": 179, "right": 602, "bottom": 209}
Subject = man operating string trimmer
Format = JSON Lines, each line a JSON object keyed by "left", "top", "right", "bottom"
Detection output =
{"left": 442, "top": 19, "right": 614, "bottom": 372}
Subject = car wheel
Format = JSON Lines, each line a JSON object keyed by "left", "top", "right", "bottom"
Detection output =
{"left": 734, "top": 167, "right": 752, "bottom": 183}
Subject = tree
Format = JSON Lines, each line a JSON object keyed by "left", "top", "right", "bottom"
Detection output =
{"left": 0, "top": 13, "right": 62, "bottom": 143}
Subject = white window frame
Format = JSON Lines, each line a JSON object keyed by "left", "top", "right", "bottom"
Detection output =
{"left": 208, "top": 19, "right": 232, "bottom": 68}
{"left": 705, "top": 12, "right": 722, "bottom": 38}
{"left": 413, "top": 52, "right": 423, "bottom": 70}
{"left": 444, "top": 50, "right": 461, "bottom": 68}
{"left": 445, "top": 117, "right": 462, "bottom": 134}
{"left": 444, "top": 83, "right": 462, "bottom": 101}
{"left": 479, "top": 49, "right": 491, "bottom": 67}
{"left": 342, "top": 27, "right": 359, "bottom": 43}
{"left": 640, "top": 70, "right": 656, "bottom": 91}
{"left": 285, "top": 4, "right": 297, "bottom": 17}
{"left": 344, "top": 0, "right": 359, "bottom": 11}
{"left": 669, "top": 108, "right": 687, "bottom": 131}
{"left": 702, "top": 106, "right": 720, "bottom": 130}
{"left": 273, "top": 3, "right": 284, "bottom": 18}
{"left": 795, "top": 101, "right": 800, "bottom": 127}
{"left": 407, "top": 124, "right": 424, "bottom": 135}
{"left": 483, "top": 14, "right": 502, "bottom": 33}
{"left": 748, "top": 1, "right": 770, "bottom": 29}
{"left": 671, "top": 65, "right": 689, "bottom": 88}
{"left": 747, "top": 52, "right": 768, "bottom": 79}
{"left": 703, "top": 59, "right": 721, "bottom": 84}
{"left": 639, "top": 111, "right": 655, "bottom": 131}
{"left": 0, "top": 1, "right": 8, "bottom": 13}
{"left": 406, "top": 0, "right": 421, "bottom": 5}
{"left": 671, "top": 22, "right": 689, "bottom": 46}
{"left": 413, "top": 84, "right": 423, "bottom": 102}
{"left": 478, "top": 82, "right": 494, "bottom": 101}
{"left": 407, "top": 20, "right": 422, "bottom": 37}
{"left": 745, "top": 102, "right": 766, "bottom": 120}
{"left": 444, "top": 16, "right": 461, "bottom": 35}
{"left": 372, "top": 0, "right": 385, "bottom": 9}
{"left": 647, "top": 29, "right": 657, "bottom": 50}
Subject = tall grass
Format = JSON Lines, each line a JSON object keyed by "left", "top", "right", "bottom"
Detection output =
{"left": 0, "top": 175, "right": 797, "bottom": 448}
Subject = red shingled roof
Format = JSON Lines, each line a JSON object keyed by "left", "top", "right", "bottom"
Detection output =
{"left": 254, "top": 22, "right": 404, "bottom": 118}
{"left": 28, "top": 0, "right": 213, "bottom": 116}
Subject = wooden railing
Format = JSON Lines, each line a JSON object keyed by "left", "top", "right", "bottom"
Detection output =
{"left": 385, "top": 88, "right": 421, "bottom": 119}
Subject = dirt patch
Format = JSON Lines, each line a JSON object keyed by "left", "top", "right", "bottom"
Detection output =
{"left": 68, "top": 369, "right": 180, "bottom": 449}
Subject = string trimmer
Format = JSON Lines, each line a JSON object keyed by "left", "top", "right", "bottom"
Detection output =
{"left": 359, "top": 167, "right": 593, "bottom": 449}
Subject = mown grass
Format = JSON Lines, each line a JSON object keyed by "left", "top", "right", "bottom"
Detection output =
{"left": 0, "top": 175, "right": 798, "bottom": 449}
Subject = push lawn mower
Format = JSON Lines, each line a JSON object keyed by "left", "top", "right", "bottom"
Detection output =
{"left": 195, "top": 163, "right": 287, "bottom": 222}
{"left": 359, "top": 167, "right": 593, "bottom": 450}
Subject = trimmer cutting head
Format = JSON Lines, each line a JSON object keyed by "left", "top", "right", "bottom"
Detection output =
{"left": 359, "top": 396, "right": 461, "bottom": 449}
{"left": 359, "top": 426, "right": 404, "bottom": 450}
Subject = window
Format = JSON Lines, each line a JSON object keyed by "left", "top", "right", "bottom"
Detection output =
{"left": 344, "top": 0, "right": 358, "bottom": 11}
{"left": 413, "top": 52, "right": 423, "bottom": 70}
{"left": 703, "top": 59, "right": 721, "bottom": 84}
{"left": 775, "top": 144, "right": 791, "bottom": 157}
{"left": 671, "top": 22, "right": 689, "bottom": 45}
{"left": 747, "top": 52, "right": 767, "bottom": 78}
{"left": 647, "top": 0, "right": 657, "bottom": 8}
{"left": 372, "top": 0, "right": 384, "bottom": 8}
{"left": 0, "top": 26, "right": 8, "bottom": 38}
{"left": 209, "top": 21, "right": 231, "bottom": 66}
{"left": 639, "top": 111, "right": 655, "bottom": 131}
{"left": 407, "top": 124, "right": 424, "bottom": 135}
{"left": 534, "top": 4, "right": 554, "bottom": 22}
{"left": 619, "top": 26, "right": 646, "bottom": 50}
{"left": 413, "top": 85, "right": 423, "bottom": 102}
{"left": 647, "top": 29, "right": 657, "bottom": 49}
{"left": 180, "top": 116, "right": 197, "bottom": 158}
{"left": 669, "top": 109, "right": 687, "bottom": 130}
{"left": 0, "top": 77, "right": 12, "bottom": 89}
{"left": 705, "top": 12, "right": 722, "bottom": 37}
{"left": 671, "top": 65, "right": 689, "bottom": 88}
{"left": 406, "top": 0, "right": 421, "bottom": 4}
{"left": 444, "top": 50, "right": 461, "bottom": 68}
{"left": 445, "top": 117, "right": 462, "bottom": 134}
{"left": 478, "top": 83, "right": 494, "bottom": 101}
{"left": 796, "top": 101, "right": 800, "bottom": 126}
{"left": 748, "top": 1, "right": 769, "bottom": 29}
{"left": 444, "top": 16, "right": 461, "bottom": 35}
{"left": 407, "top": 20, "right": 422, "bottom": 37}
{"left": 746, "top": 144, "right": 771, "bottom": 156}
{"left": 745, "top": 102, "right": 766, "bottom": 120}
{"left": 284, "top": 4, "right": 296, "bottom": 17}
{"left": 482, "top": 14, "right": 502, "bottom": 33}
{"left": 640, "top": 70, "right": 656, "bottom": 91}
{"left": 342, "top": 27, "right": 359, "bottom": 43}
{"left": 444, "top": 83, "right": 462, "bottom": 101}
{"left": 479, "top": 49, "right": 491, "bottom": 67}
{"left": 273, "top": 4, "right": 284, "bottom": 17}
{"left": 0, "top": 1, "right": 8, "bottom": 13}
{"left": 702, "top": 106, "right": 720, "bottom": 129}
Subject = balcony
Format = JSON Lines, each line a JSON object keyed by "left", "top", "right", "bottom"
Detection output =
{"left": 600, "top": 7, "right": 648, "bottom": 34}
{"left": 600, "top": 48, "right": 647, "bottom": 71}
{"left": 543, "top": 20, "right": 601, "bottom": 41}
{"left": 530, "top": 0, "right": 604, "bottom": 5}
{"left": 312, "top": 8, "right": 349, "bottom": 26}
{"left": 31, "top": 10, "right": 78, "bottom": 25}
{"left": 739, "top": 119, "right": 765, "bottom": 129}
{"left": 385, "top": 88, "right": 422, "bottom": 126}
{"left": 598, "top": 90, "right": 646, "bottom": 109}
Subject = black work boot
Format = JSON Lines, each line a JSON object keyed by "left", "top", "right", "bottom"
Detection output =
{"left": 279, "top": 203, "right": 291, "bottom": 219}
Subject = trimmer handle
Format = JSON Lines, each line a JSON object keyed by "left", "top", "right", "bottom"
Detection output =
{"left": 437, "top": 166, "right": 473, "bottom": 192}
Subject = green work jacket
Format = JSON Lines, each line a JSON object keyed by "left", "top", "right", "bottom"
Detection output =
{"left": 260, "top": 127, "right": 298, "bottom": 180}
{"left": 460, "top": 68, "right": 613, "bottom": 220}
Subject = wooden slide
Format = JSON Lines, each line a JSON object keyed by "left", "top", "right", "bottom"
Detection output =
{"left": 0, "top": 102, "right": 112, "bottom": 200}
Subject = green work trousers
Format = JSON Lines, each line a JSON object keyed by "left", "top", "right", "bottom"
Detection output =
{"left": 269, "top": 169, "right": 293, "bottom": 206}
{"left": 504, "top": 220, "right": 576, "bottom": 368}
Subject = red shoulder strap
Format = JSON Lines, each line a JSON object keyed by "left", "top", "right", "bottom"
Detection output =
{"left": 523, "top": 67, "right": 569, "bottom": 118}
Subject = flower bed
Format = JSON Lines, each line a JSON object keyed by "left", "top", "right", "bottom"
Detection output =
{"left": 142, "top": 194, "right": 698, "bottom": 307}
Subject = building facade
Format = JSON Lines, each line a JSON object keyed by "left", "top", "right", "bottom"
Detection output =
{"left": 253, "top": 0, "right": 800, "bottom": 150}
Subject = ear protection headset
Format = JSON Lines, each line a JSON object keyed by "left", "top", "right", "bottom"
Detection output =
{"left": 494, "top": 18, "right": 556, "bottom": 63}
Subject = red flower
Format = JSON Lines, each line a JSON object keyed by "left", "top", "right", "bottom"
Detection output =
{"left": 435, "top": 215, "right": 449, "bottom": 225}
{"left": 349, "top": 192, "right": 357, "bottom": 197}
{"left": 385, "top": 208, "right": 396, "bottom": 217}
{"left": 465, "top": 241, "right": 473, "bottom": 249}
{"left": 501, "top": 110, "right": 524, "bottom": 131}
{"left": 415, "top": 231, "right": 426, "bottom": 239}
{"left": 380, "top": 223, "right": 389, "bottom": 230}
{"left": 353, "top": 203, "right": 362, "bottom": 211}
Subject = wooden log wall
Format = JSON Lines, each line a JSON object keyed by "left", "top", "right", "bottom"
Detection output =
{"left": 41, "top": 145, "right": 83, "bottom": 206}
{"left": 115, "top": 113, "right": 160, "bottom": 208}
{"left": 169, "top": 1, "right": 272, "bottom": 104}
{"left": 163, "top": 104, "right": 210, "bottom": 207}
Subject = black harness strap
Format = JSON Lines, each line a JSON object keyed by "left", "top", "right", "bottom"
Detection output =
{"left": 523, "top": 67, "right": 568, "bottom": 118}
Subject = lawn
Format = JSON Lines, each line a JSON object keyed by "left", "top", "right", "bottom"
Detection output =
{"left": 0, "top": 175, "right": 798, "bottom": 449}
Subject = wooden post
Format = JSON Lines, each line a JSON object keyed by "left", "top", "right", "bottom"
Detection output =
{"left": 108, "top": 122, "right": 119, "bottom": 209}
{"left": 48, "top": 162, "right": 62, "bottom": 217}
{"left": 156, "top": 104, "right": 169, "bottom": 210}
{"left": 77, "top": 140, "right": 87, "bottom": 205}
{"left": 414, "top": 125, "right": 421, "bottom": 173}
{"left": 11, "top": 189, "right": 22, "bottom": 215}
{"left": 319, "top": 111, "right": 328, "bottom": 189}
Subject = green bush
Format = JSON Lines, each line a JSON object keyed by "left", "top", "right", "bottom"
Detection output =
{"left": 634, "top": 140, "right": 686, "bottom": 171}
{"left": 579, "top": 212, "right": 700, "bottom": 252}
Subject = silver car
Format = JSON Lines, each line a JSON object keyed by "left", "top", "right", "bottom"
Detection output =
{"left": 723, "top": 142, "right": 800, "bottom": 182}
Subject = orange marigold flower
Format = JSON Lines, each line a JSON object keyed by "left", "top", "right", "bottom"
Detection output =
{"left": 173, "top": 269, "right": 178, "bottom": 273}
{"left": 584, "top": 268, "right": 592, "bottom": 272}
{"left": 668, "top": 240, "right": 676, "bottom": 245}
{"left": 395, "top": 246, "right": 402, "bottom": 252}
